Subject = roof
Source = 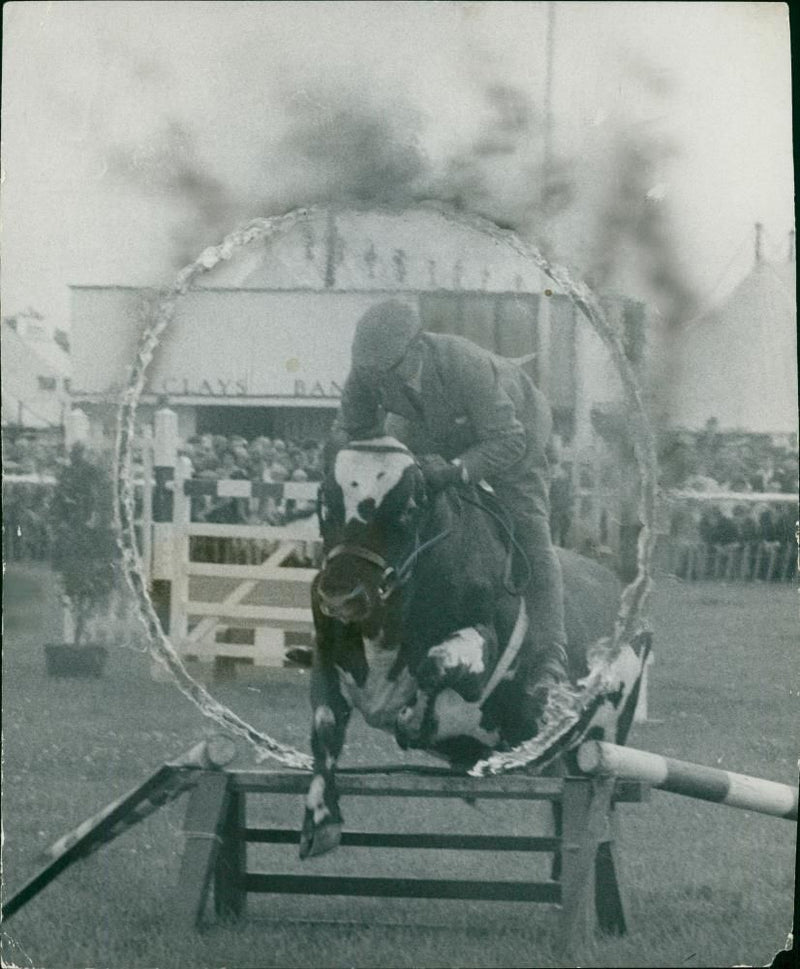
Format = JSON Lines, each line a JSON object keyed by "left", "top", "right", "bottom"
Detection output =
{"left": 1, "top": 323, "right": 68, "bottom": 427}
{"left": 1, "top": 319, "right": 71, "bottom": 375}
{"left": 192, "top": 204, "right": 554, "bottom": 294}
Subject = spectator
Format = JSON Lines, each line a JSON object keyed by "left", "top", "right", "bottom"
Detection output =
{"left": 732, "top": 504, "right": 758, "bottom": 544}
{"left": 759, "top": 507, "right": 780, "bottom": 543}
{"left": 699, "top": 505, "right": 737, "bottom": 546}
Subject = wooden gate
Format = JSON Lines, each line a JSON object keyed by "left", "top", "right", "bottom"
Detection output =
{"left": 145, "top": 409, "right": 321, "bottom": 674}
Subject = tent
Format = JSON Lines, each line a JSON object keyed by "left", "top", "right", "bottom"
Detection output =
{"left": 669, "top": 260, "right": 797, "bottom": 435}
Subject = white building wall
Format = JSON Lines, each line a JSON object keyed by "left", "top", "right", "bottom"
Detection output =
{"left": 1, "top": 324, "right": 70, "bottom": 428}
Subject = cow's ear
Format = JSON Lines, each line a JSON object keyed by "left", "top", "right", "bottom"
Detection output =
{"left": 318, "top": 478, "right": 345, "bottom": 544}
{"left": 388, "top": 463, "right": 425, "bottom": 527}
{"left": 323, "top": 427, "right": 348, "bottom": 478}
{"left": 401, "top": 463, "right": 427, "bottom": 520}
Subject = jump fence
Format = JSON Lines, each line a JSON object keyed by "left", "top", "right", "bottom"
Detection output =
{"left": 176, "top": 766, "right": 647, "bottom": 950}
{"left": 6, "top": 737, "right": 793, "bottom": 948}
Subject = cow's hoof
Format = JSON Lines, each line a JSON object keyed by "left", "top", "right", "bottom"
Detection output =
{"left": 395, "top": 702, "right": 427, "bottom": 749}
{"left": 299, "top": 812, "right": 343, "bottom": 859}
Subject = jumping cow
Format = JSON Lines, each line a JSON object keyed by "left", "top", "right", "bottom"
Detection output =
{"left": 301, "top": 437, "right": 645, "bottom": 858}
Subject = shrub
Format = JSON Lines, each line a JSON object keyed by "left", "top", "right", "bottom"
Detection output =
{"left": 49, "top": 444, "right": 120, "bottom": 645}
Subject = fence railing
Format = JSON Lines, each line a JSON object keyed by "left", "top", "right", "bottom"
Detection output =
{"left": 657, "top": 538, "right": 796, "bottom": 583}
{"left": 656, "top": 489, "right": 797, "bottom": 583}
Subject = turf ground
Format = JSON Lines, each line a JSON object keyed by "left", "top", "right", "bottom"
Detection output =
{"left": 1, "top": 563, "right": 797, "bottom": 968}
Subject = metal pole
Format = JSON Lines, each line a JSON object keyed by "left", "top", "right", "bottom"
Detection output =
{"left": 542, "top": 1, "right": 556, "bottom": 222}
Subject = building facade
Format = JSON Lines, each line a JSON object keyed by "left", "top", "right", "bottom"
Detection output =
{"left": 69, "top": 205, "right": 646, "bottom": 454}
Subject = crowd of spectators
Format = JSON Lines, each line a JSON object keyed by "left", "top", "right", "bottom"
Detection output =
{"left": 4, "top": 421, "right": 797, "bottom": 581}
{"left": 3, "top": 432, "right": 64, "bottom": 560}
{"left": 2, "top": 481, "right": 53, "bottom": 560}
{"left": 666, "top": 499, "right": 796, "bottom": 582}
{"left": 657, "top": 421, "right": 797, "bottom": 582}
{"left": 659, "top": 420, "right": 798, "bottom": 495}
{"left": 181, "top": 433, "right": 324, "bottom": 526}
{"left": 2, "top": 432, "right": 64, "bottom": 478}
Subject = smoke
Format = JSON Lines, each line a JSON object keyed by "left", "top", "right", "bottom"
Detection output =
{"left": 105, "top": 77, "right": 575, "bottom": 267}
{"left": 99, "top": 25, "right": 699, "bottom": 343}
{"left": 107, "top": 120, "right": 249, "bottom": 268}
{"left": 585, "top": 125, "right": 698, "bottom": 326}
{"left": 274, "top": 87, "right": 430, "bottom": 208}
{"left": 431, "top": 83, "right": 574, "bottom": 241}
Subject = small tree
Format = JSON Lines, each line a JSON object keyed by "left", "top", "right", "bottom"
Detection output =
{"left": 50, "top": 443, "right": 120, "bottom": 646}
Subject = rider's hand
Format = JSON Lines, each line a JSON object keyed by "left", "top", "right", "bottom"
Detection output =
{"left": 418, "top": 454, "right": 463, "bottom": 493}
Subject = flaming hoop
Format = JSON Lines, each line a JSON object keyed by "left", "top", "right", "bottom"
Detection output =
{"left": 114, "top": 203, "right": 658, "bottom": 771}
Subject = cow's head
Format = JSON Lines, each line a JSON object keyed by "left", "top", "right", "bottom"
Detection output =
{"left": 315, "top": 437, "right": 426, "bottom": 627}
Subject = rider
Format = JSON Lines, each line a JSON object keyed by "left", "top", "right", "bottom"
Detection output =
{"left": 333, "top": 298, "right": 569, "bottom": 711}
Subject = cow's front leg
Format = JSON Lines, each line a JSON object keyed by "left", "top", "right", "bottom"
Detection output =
{"left": 299, "top": 615, "right": 353, "bottom": 859}
{"left": 300, "top": 700, "right": 351, "bottom": 859}
{"left": 396, "top": 625, "right": 494, "bottom": 748}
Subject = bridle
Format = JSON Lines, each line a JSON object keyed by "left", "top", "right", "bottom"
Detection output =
{"left": 320, "top": 440, "right": 450, "bottom": 605}
{"left": 322, "top": 527, "right": 451, "bottom": 605}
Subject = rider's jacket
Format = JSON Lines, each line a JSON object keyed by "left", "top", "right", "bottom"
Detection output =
{"left": 336, "top": 331, "right": 552, "bottom": 490}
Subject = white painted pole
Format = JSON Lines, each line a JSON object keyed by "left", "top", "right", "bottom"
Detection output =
{"left": 633, "top": 652, "right": 654, "bottom": 723}
{"left": 150, "top": 407, "right": 178, "bottom": 681}
{"left": 153, "top": 407, "right": 179, "bottom": 469}
{"left": 141, "top": 425, "right": 154, "bottom": 582}
{"left": 578, "top": 741, "right": 798, "bottom": 820}
{"left": 168, "top": 454, "right": 192, "bottom": 649}
{"left": 151, "top": 407, "right": 178, "bottom": 576}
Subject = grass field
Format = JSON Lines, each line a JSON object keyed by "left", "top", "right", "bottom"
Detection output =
{"left": 2, "top": 563, "right": 797, "bottom": 968}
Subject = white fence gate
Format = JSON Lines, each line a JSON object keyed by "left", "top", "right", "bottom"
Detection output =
{"left": 144, "top": 408, "right": 321, "bottom": 676}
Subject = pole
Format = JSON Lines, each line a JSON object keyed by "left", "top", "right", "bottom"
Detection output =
{"left": 151, "top": 407, "right": 178, "bottom": 639}
{"left": 541, "top": 0, "right": 556, "bottom": 235}
{"left": 578, "top": 741, "right": 797, "bottom": 820}
{"left": 141, "top": 424, "right": 154, "bottom": 582}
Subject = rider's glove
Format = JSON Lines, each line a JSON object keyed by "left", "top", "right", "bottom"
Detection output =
{"left": 418, "top": 454, "right": 465, "bottom": 493}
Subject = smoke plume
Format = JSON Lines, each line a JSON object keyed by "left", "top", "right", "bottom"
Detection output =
{"left": 103, "top": 42, "right": 699, "bottom": 342}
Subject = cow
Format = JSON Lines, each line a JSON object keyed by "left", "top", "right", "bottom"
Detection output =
{"left": 300, "top": 437, "right": 643, "bottom": 859}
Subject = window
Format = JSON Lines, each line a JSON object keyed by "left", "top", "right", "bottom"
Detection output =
{"left": 37, "top": 375, "right": 57, "bottom": 391}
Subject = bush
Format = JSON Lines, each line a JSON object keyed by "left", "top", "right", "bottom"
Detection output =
{"left": 49, "top": 444, "right": 120, "bottom": 645}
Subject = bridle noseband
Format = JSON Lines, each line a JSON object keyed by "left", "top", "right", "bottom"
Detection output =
{"left": 322, "top": 543, "right": 400, "bottom": 604}
{"left": 321, "top": 527, "right": 451, "bottom": 605}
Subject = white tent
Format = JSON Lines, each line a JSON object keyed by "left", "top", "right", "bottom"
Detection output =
{"left": 669, "top": 260, "right": 797, "bottom": 435}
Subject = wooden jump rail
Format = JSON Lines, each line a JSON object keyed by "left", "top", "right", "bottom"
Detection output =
{"left": 175, "top": 767, "right": 649, "bottom": 949}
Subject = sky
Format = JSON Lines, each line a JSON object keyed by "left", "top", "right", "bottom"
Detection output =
{"left": 1, "top": 1, "right": 794, "bottom": 332}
